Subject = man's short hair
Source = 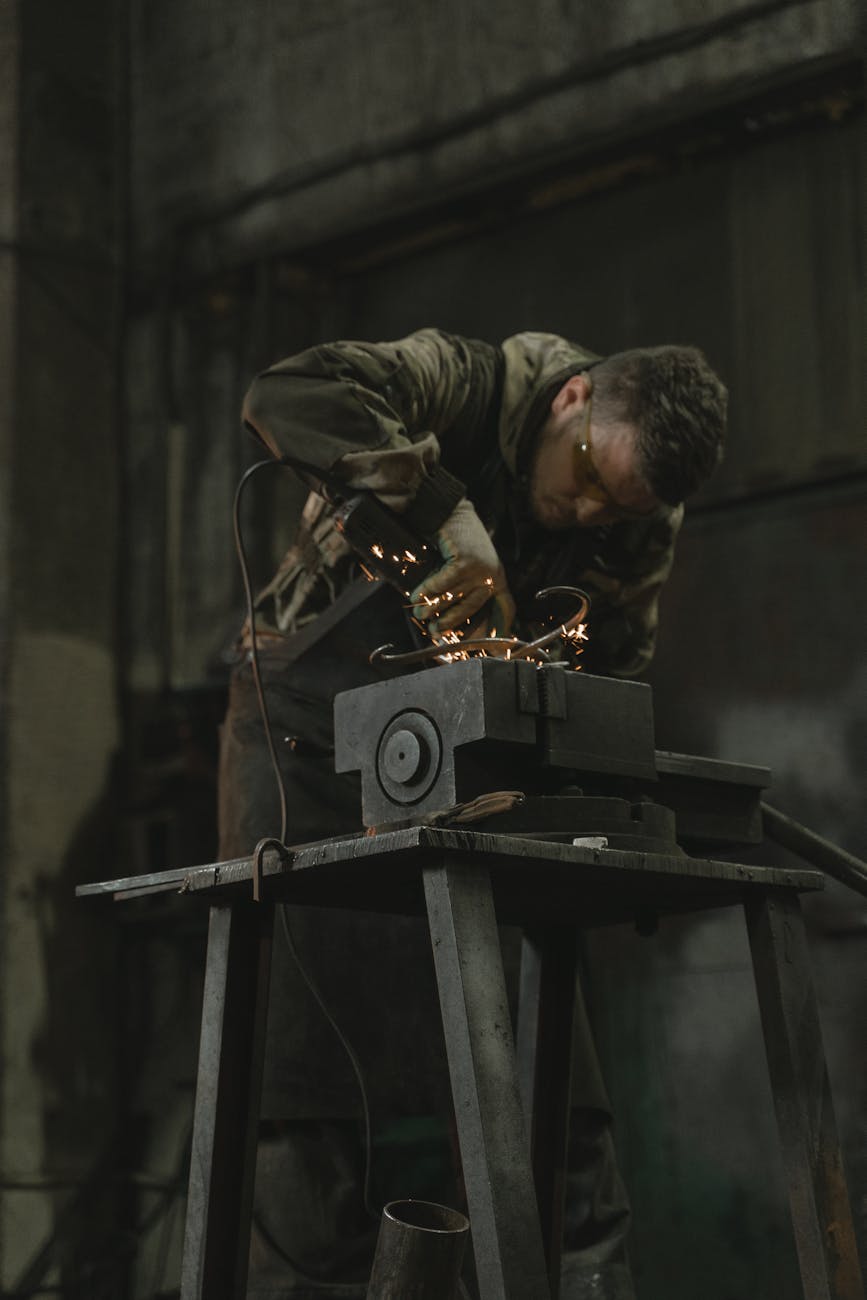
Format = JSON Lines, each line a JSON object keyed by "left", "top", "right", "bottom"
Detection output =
{"left": 591, "top": 346, "right": 727, "bottom": 506}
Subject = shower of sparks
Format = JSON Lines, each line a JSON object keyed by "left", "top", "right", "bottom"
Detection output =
{"left": 561, "top": 621, "right": 589, "bottom": 670}
{"left": 363, "top": 538, "right": 590, "bottom": 668}
{"left": 432, "top": 625, "right": 472, "bottom": 663}
{"left": 364, "top": 540, "right": 434, "bottom": 585}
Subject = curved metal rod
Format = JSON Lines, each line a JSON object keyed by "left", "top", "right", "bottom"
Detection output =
{"left": 369, "top": 639, "right": 552, "bottom": 667}
{"left": 510, "top": 587, "right": 591, "bottom": 660}
{"left": 369, "top": 587, "right": 591, "bottom": 668}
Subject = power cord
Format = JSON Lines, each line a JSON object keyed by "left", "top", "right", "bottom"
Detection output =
{"left": 232, "top": 460, "right": 377, "bottom": 1237}
{"left": 278, "top": 905, "right": 375, "bottom": 1218}
{"left": 232, "top": 459, "right": 289, "bottom": 842}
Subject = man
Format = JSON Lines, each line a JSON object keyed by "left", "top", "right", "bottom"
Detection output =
{"left": 220, "top": 328, "right": 726, "bottom": 1298}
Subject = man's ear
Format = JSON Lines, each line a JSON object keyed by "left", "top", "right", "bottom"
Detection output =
{"left": 550, "top": 372, "right": 590, "bottom": 417}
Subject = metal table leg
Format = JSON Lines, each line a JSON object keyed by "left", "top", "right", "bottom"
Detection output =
{"left": 517, "top": 925, "right": 580, "bottom": 1298}
{"left": 423, "top": 857, "right": 552, "bottom": 1300}
{"left": 745, "top": 890, "right": 864, "bottom": 1300}
{"left": 180, "top": 900, "right": 274, "bottom": 1300}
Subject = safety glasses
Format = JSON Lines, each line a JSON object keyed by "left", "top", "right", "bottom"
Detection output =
{"left": 572, "top": 388, "right": 655, "bottom": 520}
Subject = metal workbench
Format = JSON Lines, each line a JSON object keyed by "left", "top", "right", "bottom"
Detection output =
{"left": 79, "top": 828, "right": 863, "bottom": 1300}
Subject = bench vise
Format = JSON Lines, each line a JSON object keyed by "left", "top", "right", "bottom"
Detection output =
{"left": 334, "top": 659, "right": 769, "bottom": 854}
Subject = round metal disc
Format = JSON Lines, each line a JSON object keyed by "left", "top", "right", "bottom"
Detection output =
{"left": 375, "top": 711, "right": 442, "bottom": 806}
{"left": 381, "top": 729, "right": 423, "bottom": 783}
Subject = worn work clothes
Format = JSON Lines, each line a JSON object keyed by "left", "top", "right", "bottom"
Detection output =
{"left": 227, "top": 325, "right": 682, "bottom": 1117}
{"left": 219, "top": 588, "right": 459, "bottom": 1120}
{"left": 222, "top": 626, "right": 633, "bottom": 1298}
{"left": 243, "top": 328, "right": 683, "bottom": 678}
{"left": 220, "top": 598, "right": 612, "bottom": 1121}
{"left": 224, "top": 328, "right": 649, "bottom": 1295}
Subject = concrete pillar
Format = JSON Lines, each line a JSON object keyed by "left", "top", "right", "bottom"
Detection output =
{"left": 0, "top": 0, "right": 124, "bottom": 1289}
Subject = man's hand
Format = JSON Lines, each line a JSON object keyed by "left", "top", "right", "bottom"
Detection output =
{"left": 410, "top": 499, "right": 515, "bottom": 635}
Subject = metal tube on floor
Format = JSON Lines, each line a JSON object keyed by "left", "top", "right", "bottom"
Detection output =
{"left": 367, "top": 1199, "right": 469, "bottom": 1299}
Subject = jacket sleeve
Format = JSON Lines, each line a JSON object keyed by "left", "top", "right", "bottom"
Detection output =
{"left": 578, "top": 506, "right": 683, "bottom": 678}
{"left": 242, "top": 329, "right": 479, "bottom": 537}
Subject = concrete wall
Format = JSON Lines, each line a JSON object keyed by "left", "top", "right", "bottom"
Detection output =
{"left": 0, "top": 0, "right": 124, "bottom": 1290}
{"left": 0, "top": 0, "right": 20, "bottom": 1275}
{"left": 0, "top": 0, "right": 863, "bottom": 1293}
{"left": 129, "top": 0, "right": 859, "bottom": 273}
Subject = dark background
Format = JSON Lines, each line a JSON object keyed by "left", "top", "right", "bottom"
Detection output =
{"left": 0, "top": 1, "right": 864, "bottom": 1294}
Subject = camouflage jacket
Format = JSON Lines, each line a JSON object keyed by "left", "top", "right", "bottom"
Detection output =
{"left": 242, "top": 328, "right": 683, "bottom": 677}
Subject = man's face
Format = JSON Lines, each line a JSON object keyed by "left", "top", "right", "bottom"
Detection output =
{"left": 529, "top": 374, "right": 660, "bottom": 530}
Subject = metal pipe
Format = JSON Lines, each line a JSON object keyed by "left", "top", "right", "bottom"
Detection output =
{"left": 367, "top": 1199, "right": 469, "bottom": 1299}
{"left": 761, "top": 803, "right": 867, "bottom": 900}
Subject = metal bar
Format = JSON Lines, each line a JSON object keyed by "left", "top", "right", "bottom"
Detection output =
{"left": 516, "top": 927, "right": 580, "bottom": 1298}
{"left": 180, "top": 900, "right": 274, "bottom": 1300}
{"left": 762, "top": 802, "right": 867, "bottom": 899}
{"left": 745, "top": 891, "right": 864, "bottom": 1300}
{"left": 516, "top": 935, "right": 543, "bottom": 1130}
{"left": 423, "top": 857, "right": 552, "bottom": 1300}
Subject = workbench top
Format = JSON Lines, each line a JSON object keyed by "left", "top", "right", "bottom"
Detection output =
{"left": 77, "top": 826, "right": 822, "bottom": 929}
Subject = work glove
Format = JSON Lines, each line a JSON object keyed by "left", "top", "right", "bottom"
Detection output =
{"left": 410, "top": 499, "right": 515, "bottom": 636}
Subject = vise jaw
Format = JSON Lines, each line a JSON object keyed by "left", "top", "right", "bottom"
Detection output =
{"left": 334, "top": 659, "right": 656, "bottom": 828}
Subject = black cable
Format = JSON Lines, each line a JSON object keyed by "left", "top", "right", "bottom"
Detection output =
{"left": 278, "top": 905, "right": 375, "bottom": 1221}
{"left": 232, "top": 458, "right": 377, "bottom": 1230}
{"left": 232, "top": 458, "right": 290, "bottom": 842}
{"left": 251, "top": 1205, "right": 369, "bottom": 1292}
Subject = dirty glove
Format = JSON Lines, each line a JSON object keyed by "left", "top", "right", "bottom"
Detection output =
{"left": 410, "top": 499, "right": 515, "bottom": 635}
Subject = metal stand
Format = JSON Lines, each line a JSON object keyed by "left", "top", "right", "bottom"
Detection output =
{"left": 746, "top": 892, "right": 864, "bottom": 1300}
{"left": 423, "top": 861, "right": 552, "bottom": 1299}
{"left": 180, "top": 900, "right": 274, "bottom": 1299}
{"left": 78, "top": 828, "right": 864, "bottom": 1300}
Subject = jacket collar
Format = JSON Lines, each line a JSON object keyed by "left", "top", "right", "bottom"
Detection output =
{"left": 498, "top": 332, "right": 601, "bottom": 480}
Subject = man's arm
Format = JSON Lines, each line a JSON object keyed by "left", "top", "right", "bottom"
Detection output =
{"left": 243, "top": 329, "right": 514, "bottom": 631}
{"left": 243, "top": 330, "right": 480, "bottom": 537}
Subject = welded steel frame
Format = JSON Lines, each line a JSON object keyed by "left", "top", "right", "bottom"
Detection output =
{"left": 79, "top": 831, "right": 862, "bottom": 1300}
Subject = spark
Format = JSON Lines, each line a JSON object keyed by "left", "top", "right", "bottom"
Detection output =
{"left": 371, "top": 543, "right": 384, "bottom": 559}
{"left": 404, "top": 550, "right": 417, "bottom": 563}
